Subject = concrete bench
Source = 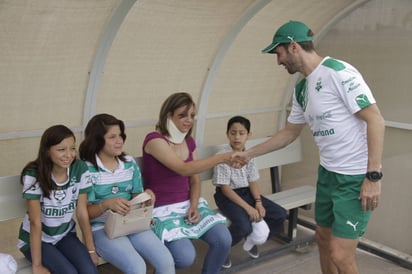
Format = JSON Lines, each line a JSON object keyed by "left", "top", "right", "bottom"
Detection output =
{"left": 265, "top": 185, "right": 315, "bottom": 241}
{"left": 0, "top": 137, "right": 315, "bottom": 273}
{"left": 0, "top": 175, "right": 31, "bottom": 274}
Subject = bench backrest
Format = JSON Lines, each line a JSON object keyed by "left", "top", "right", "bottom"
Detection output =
{"left": 0, "top": 175, "right": 25, "bottom": 221}
{"left": 197, "top": 137, "right": 302, "bottom": 181}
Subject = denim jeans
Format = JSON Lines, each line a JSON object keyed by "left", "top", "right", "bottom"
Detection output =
{"left": 165, "top": 223, "right": 231, "bottom": 274}
{"left": 93, "top": 228, "right": 175, "bottom": 274}
{"left": 23, "top": 232, "right": 98, "bottom": 274}
{"left": 214, "top": 187, "right": 287, "bottom": 246}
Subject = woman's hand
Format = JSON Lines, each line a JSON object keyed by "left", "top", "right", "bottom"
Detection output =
{"left": 230, "top": 151, "right": 250, "bottom": 169}
{"left": 187, "top": 206, "right": 200, "bottom": 224}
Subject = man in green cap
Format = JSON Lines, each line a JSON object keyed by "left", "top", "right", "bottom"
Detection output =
{"left": 233, "top": 21, "right": 385, "bottom": 274}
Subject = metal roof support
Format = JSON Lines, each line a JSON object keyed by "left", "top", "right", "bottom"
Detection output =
{"left": 82, "top": 0, "right": 137, "bottom": 130}
{"left": 195, "top": 0, "right": 271, "bottom": 146}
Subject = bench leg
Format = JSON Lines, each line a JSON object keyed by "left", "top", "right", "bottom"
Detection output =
{"left": 275, "top": 208, "right": 299, "bottom": 243}
{"left": 270, "top": 166, "right": 281, "bottom": 193}
{"left": 287, "top": 208, "right": 298, "bottom": 241}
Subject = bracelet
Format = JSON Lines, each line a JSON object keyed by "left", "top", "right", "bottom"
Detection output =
{"left": 88, "top": 250, "right": 95, "bottom": 254}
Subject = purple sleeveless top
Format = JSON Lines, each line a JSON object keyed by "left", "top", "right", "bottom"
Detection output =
{"left": 142, "top": 132, "right": 196, "bottom": 207}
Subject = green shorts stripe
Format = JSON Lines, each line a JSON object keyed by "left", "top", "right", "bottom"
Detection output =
{"left": 315, "top": 165, "right": 371, "bottom": 239}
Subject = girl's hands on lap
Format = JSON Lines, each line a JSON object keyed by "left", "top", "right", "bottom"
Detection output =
{"left": 108, "top": 197, "right": 130, "bottom": 215}
{"left": 90, "top": 252, "right": 99, "bottom": 266}
{"left": 33, "top": 264, "right": 51, "bottom": 274}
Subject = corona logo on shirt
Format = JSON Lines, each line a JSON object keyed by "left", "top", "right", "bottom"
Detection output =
{"left": 312, "top": 128, "right": 335, "bottom": 137}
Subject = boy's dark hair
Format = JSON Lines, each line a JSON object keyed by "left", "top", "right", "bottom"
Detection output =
{"left": 227, "top": 116, "right": 251, "bottom": 133}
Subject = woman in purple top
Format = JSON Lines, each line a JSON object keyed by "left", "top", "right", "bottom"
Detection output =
{"left": 142, "top": 92, "right": 232, "bottom": 274}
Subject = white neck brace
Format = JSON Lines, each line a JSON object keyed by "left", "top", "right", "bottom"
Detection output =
{"left": 166, "top": 119, "right": 187, "bottom": 144}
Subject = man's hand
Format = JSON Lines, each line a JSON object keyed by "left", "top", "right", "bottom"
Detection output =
{"left": 359, "top": 180, "right": 381, "bottom": 211}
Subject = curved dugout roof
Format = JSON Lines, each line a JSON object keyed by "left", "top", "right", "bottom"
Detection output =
{"left": 1, "top": 0, "right": 411, "bottom": 175}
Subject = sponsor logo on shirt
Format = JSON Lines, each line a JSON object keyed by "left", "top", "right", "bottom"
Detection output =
{"left": 341, "top": 76, "right": 360, "bottom": 93}
{"left": 355, "top": 94, "right": 371, "bottom": 109}
{"left": 43, "top": 201, "right": 76, "bottom": 217}
{"left": 312, "top": 128, "right": 335, "bottom": 137}
{"left": 315, "top": 111, "right": 332, "bottom": 121}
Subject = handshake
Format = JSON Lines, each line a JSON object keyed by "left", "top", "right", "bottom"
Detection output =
{"left": 224, "top": 151, "right": 251, "bottom": 169}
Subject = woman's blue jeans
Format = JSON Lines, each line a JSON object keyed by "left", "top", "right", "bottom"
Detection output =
{"left": 93, "top": 228, "right": 175, "bottom": 274}
{"left": 23, "top": 232, "right": 98, "bottom": 274}
{"left": 165, "top": 223, "right": 231, "bottom": 274}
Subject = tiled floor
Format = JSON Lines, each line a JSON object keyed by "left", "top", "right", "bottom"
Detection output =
{"left": 2, "top": 218, "right": 410, "bottom": 274}
{"left": 97, "top": 227, "right": 412, "bottom": 274}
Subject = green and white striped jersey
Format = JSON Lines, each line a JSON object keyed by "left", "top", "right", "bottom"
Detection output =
{"left": 17, "top": 160, "right": 92, "bottom": 252}
{"left": 86, "top": 155, "right": 143, "bottom": 231}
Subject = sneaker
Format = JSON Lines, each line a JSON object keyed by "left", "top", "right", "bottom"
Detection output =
{"left": 247, "top": 245, "right": 259, "bottom": 259}
{"left": 222, "top": 256, "right": 232, "bottom": 269}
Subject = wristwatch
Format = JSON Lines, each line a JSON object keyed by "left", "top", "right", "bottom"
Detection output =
{"left": 366, "top": 171, "right": 383, "bottom": 182}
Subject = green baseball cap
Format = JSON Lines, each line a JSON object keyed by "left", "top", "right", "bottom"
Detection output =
{"left": 262, "top": 21, "right": 313, "bottom": 53}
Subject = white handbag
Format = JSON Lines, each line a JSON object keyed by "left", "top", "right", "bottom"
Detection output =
{"left": 104, "top": 192, "right": 153, "bottom": 239}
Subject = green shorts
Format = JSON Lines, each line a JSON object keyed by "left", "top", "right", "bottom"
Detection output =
{"left": 315, "top": 165, "right": 371, "bottom": 239}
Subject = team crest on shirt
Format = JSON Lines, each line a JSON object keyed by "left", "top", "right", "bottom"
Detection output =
{"left": 54, "top": 189, "right": 66, "bottom": 202}
{"left": 90, "top": 174, "right": 99, "bottom": 185}
{"left": 70, "top": 176, "right": 77, "bottom": 186}
{"left": 315, "top": 79, "right": 322, "bottom": 92}
{"left": 297, "top": 84, "right": 309, "bottom": 112}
